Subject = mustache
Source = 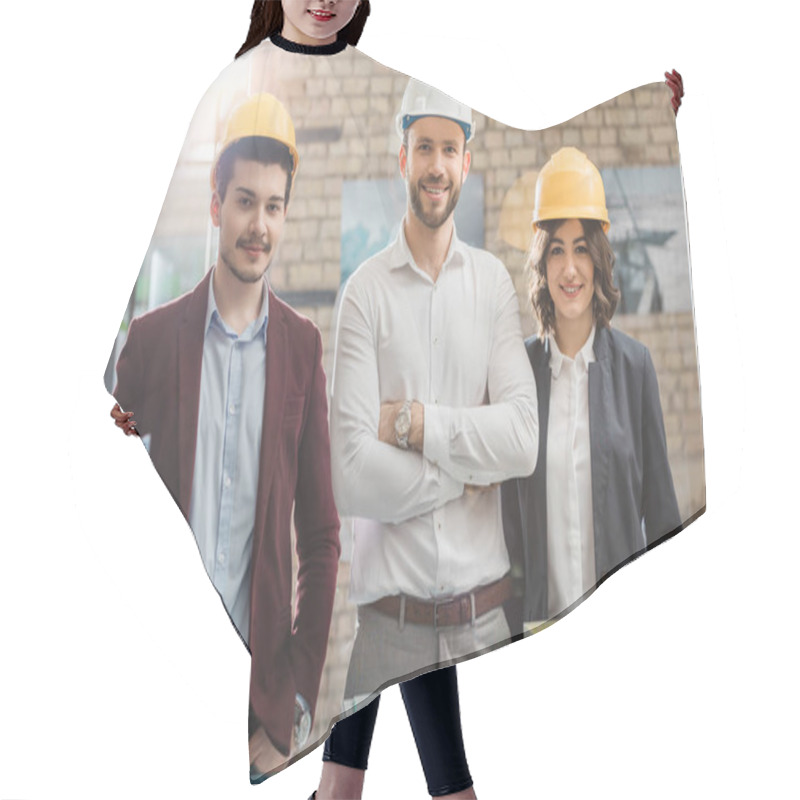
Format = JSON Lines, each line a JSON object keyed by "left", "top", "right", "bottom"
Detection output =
{"left": 419, "top": 179, "right": 452, "bottom": 190}
{"left": 237, "top": 238, "right": 271, "bottom": 253}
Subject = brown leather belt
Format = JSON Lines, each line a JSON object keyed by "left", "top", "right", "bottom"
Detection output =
{"left": 367, "top": 575, "right": 511, "bottom": 628}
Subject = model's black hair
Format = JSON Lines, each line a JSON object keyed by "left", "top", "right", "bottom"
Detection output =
{"left": 215, "top": 137, "right": 295, "bottom": 206}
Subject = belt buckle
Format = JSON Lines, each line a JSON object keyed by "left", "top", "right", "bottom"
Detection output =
{"left": 433, "top": 594, "right": 477, "bottom": 628}
{"left": 433, "top": 599, "right": 446, "bottom": 630}
{"left": 459, "top": 593, "right": 476, "bottom": 627}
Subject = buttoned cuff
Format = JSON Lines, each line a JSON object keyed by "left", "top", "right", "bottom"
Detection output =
{"left": 436, "top": 463, "right": 464, "bottom": 502}
{"left": 422, "top": 405, "right": 465, "bottom": 498}
{"left": 422, "top": 402, "right": 449, "bottom": 469}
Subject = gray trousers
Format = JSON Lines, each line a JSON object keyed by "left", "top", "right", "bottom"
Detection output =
{"left": 343, "top": 603, "right": 511, "bottom": 707}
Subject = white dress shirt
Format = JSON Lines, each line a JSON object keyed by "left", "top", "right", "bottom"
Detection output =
{"left": 330, "top": 223, "right": 538, "bottom": 604}
{"left": 546, "top": 326, "right": 596, "bottom": 619}
{"left": 188, "top": 271, "right": 268, "bottom": 644}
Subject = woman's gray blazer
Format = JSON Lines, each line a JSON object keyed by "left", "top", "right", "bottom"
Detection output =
{"left": 502, "top": 325, "right": 683, "bottom": 626}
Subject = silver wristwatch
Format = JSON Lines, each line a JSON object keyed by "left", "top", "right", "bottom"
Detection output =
{"left": 294, "top": 693, "right": 311, "bottom": 750}
{"left": 394, "top": 400, "right": 413, "bottom": 450}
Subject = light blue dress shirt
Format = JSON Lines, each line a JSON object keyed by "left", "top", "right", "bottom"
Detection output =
{"left": 188, "top": 270, "right": 268, "bottom": 646}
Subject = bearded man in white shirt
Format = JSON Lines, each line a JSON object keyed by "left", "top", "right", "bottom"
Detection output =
{"left": 329, "top": 79, "right": 539, "bottom": 704}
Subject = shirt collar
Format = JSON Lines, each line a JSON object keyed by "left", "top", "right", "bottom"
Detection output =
{"left": 548, "top": 324, "right": 596, "bottom": 378}
{"left": 269, "top": 33, "right": 348, "bottom": 56}
{"left": 205, "top": 267, "right": 269, "bottom": 343}
{"left": 388, "top": 219, "right": 466, "bottom": 277}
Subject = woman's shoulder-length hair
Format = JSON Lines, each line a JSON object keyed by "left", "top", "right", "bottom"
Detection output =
{"left": 527, "top": 217, "right": 620, "bottom": 338}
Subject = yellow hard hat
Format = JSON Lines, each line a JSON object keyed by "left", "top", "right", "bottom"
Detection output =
{"left": 532, "top": 147, "right": 610, "bottom": 233}
{"left": 210, "top": 93, "right": 299, "bottom": 190}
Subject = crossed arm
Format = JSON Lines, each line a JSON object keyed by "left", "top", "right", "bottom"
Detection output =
{"left": 379, "top": 274, "right": 539, "bottom": 486}
{"left": 329, "top": 281, "right": 465, "bottom": 524}
{"left": 330, "top": 268, "right": 538, "bottom": 525}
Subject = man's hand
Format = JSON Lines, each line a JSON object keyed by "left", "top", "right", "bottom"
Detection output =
{"left": 378, "top": 401, "right": 402, "bottom": 446}
{"left": 249, "top": 725, "right": 285, "bottom": 776}
{"left": 665, "top": 69, "right": 684, "bottom": 115}
{"left": 378, "top": 401, "right": 424, "bottom": 452}
{"left": 408, "top": 402, "right": 424, "bottom": 452}
{"left": 110, "top": 402, "right": 139, "bottom": 436}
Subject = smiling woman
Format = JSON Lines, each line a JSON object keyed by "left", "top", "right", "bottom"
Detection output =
{"left": 237, "top": 0, "right": 371, "bottom": 57}
{"left": 502, "top": 146, "right": 683, "bottom": 632}
{"left": 542, "top": 218, "right": 598, "bottom": 333}
{"left": 282, "top": 0, "right": 362, "bottom": 45}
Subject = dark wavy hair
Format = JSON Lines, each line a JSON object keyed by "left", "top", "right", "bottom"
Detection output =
{"left": 215, "top": 137, "right": 295, "bottom": 205}
{"left": 528, "top": 218, "right": 620, "bottom": 337}
{"left": 236, "top": 1, "right": 371, "bottom": 59}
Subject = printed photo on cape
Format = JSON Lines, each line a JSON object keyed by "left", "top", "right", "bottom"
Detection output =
{"left": 105, "top": 38, "right": 704, "bottom": 777}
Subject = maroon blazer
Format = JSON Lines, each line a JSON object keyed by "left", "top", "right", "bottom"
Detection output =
{"left": 114, "top": 269, "right": 340, "bottom": 755}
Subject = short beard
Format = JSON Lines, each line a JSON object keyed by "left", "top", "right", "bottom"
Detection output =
{"left": 408, "top": 178, "right": 461, "bottom": 230}
{"left": 220, "top": 241, "right": 272, "bottom": 284}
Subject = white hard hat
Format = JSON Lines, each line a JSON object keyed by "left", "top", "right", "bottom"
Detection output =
{"left": 396, "top": 78, "right": 475, "bottom": 142}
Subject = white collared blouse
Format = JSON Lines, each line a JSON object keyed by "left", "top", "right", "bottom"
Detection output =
{"left": 545, "top": 326, "right": 597, "bottom": 618}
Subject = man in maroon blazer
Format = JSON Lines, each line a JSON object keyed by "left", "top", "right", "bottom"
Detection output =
{"left": 110, "top": 94, "right": 340, "bottom": 778}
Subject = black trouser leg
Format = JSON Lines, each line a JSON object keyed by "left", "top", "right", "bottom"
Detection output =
{"left": 400, "top": 666, "right": 473, "bottom": 797}
{"left": 322, "top": 666, "right": 473, "bottom": 797}
{"left": 322, "top": 693, "right": 381, "bottom": 770}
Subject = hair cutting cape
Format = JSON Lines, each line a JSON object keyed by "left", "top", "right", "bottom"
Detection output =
{"left": 104, "top": 36, "right": 704, "bottom": 779}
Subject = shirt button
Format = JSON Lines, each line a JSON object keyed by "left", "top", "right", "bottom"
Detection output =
{"left": 228, "top": 404, "right": 236, "bottom": 415}
{"left": 433, "top": 337, "right": 438, "bottom": 345}
{"left": 224, "top": 474, "right": 232, "bottom": 488}
{"left": 218, "top": 553, "right": 226, "bottom": 565}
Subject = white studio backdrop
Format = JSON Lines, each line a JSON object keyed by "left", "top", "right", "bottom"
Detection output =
{"left": 1, "top": 1, "right": 796, "bottom": 799}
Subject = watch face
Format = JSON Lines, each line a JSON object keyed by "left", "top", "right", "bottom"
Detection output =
{"left": 294, "top": 710, "right": 311, "bottom": 749}
{"left": 396, "top": 414, "right": 411, "bottom": 436}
